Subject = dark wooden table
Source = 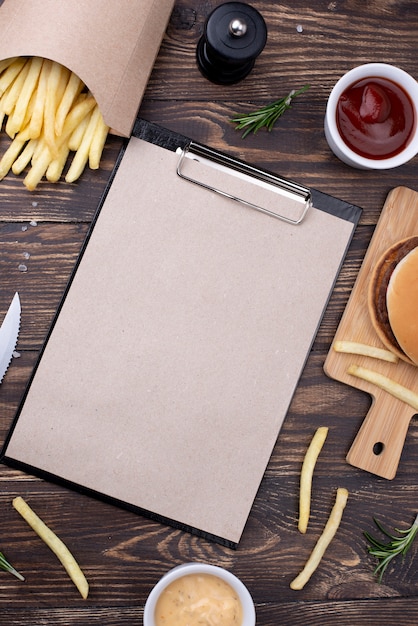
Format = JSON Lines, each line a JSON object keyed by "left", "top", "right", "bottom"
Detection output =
{"left": 1, "top": 1, "right": 418, "bottom": 624}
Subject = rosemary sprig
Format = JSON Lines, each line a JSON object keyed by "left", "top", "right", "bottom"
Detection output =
{"left": 0, "top": 550, "right": 24, "bottom": 581}
{"left": 364, "top": 513, "right": 418, "bottom": 582}
{"left": 231, "top": 84, "right": 310, "bottom": 138}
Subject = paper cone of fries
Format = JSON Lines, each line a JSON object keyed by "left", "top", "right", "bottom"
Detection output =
{"left": 0, "top": 0, "right": 175, "bottom": 137}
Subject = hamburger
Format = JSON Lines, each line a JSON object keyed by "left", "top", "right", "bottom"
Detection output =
{"left": 368, "top": 236, "right": 418, "bottom": 366}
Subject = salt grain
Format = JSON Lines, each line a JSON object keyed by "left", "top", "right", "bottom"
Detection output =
{"left": 296, "top": 24, "right": 303, "bottom": 33}
{"left": 30, "top": 220, "right": 37, "bottom": 227}
{"left": 13, "top": 351, "right": 21, "bottom": 359}
{"left": 18, "top": 264, "right": 28, "bottom": 272}
{"left": 23, "top": 252, "right": 30, "bottom": 259}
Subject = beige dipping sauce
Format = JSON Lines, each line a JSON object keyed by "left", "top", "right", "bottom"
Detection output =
{"left": 154, "top": 572, "right": 243, "bottom": 626}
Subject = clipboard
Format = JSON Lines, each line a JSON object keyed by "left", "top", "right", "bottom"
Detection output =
{"left": 1, "top": 120, "right": 361, "bottom": 547}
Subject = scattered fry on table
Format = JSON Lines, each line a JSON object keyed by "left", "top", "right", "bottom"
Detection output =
{"left": 291, "top": 487, "right": 349, "bottom": 590}
{"left": 298, "top": 426, "right": 329, "bottom": 534}
{"left": 12, "top": 496, "right": 89, "bottom": 599}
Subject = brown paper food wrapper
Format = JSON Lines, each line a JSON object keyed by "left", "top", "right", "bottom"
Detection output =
{"left": 0, "top": 0, "right": 175, "bottom": 137}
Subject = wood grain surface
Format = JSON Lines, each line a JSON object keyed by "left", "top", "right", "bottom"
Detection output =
{"left": 1, "top": 1, "right": 418, "bottom": 625}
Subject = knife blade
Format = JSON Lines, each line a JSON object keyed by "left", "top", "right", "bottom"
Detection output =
{"left": 0, "top": 292, "right": 21, "bottom": 384}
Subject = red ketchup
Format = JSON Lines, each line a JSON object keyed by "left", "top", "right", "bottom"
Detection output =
{"left": 336, "top": 77, "right": 415, "bottom": 159}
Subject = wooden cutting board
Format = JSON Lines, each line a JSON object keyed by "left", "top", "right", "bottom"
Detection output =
{"left": 324, "top": 186, "right": 418, "bottom": 480}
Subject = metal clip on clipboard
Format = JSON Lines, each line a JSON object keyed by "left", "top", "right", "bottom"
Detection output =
{"left": 176, "top": 141, "right": 311, "bottom": 225}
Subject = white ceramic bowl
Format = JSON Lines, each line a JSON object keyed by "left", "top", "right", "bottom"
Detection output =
{"left": 324, "top": 63, "right": 418, "bottom": 169}
{"left": 143, "top": 562, "right": 256, "bottom": 626}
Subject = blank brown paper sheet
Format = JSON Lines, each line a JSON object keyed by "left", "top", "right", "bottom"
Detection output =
{"left": 3, "top": 137, "right": 358, "bottom": 546}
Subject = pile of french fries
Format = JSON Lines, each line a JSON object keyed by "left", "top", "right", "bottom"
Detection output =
{"left": 0, "top": 56, "right": 109, "bottom": 190}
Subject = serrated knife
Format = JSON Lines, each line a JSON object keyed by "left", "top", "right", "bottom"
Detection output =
{"left": 0, "top": 292, "right": 20, "bottom": 384}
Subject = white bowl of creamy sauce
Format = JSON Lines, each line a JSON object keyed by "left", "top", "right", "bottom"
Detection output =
{"left": 143, "top": 562, "right": 256, "bottom": 626}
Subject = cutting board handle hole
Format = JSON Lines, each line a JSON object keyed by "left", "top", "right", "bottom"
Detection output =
{"left": 373, "top": 442, "right": 384, "bottom": 455}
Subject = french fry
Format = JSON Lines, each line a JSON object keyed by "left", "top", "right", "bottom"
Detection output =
{"left": 21, "top": 88, "right": 37, "bottom": 130}
{"left": 89, "top": 109, "right": 109, "bottom": 170}
{"left": 0, "top": 109, "right": 6, "bottom": 131}
{"left": 43, "top": 61, "right": 68, "bottom": 157}
{"left": 0, "top": 56, "right": 19, "bottom": 75}
{"left": 7, "top": 56, "right": 43, "bottom": 137}
{"left": 334, "top": 340, "right": 398, "bottom": 363}
{"left": 0, "top": 79, "right": 15, "bottom": 117}
{"left": 31, "top": 135, "right": 47, "bottom": 162}
{"left": 68, "top": 110, "right": 91, "bottom": 151}
{"left": 5, "top": 87, "right": 36, "bottom": 139}
{"left": 0, "top": 136, "right": 26, "bottom": 180}
{"left": 4, "top": 109, "right": 18, "bottom": 138}
{"left": 65, "top": 103, "right": 102, "bottom": 182}
{"left": 12, "top": 138, "right": 38, "bottom": 175}
{"left": 0, "top": 57, "right": 26, "bottom": 97}
{"left": 46, "top": 142, "right": 70, "bottom": 183}
{"left": 23, "top": 144, "right": 52, "bottom": 190}
{"left": 2, "top": 60, "right": 30, "bottom": 120}
{"left": 298, "top": 426, "right": 328, "bottom": 534}
{"left": 347, "top": 364, "right": 418, "bottom": 411}
{"left": 27, "top": 58, "right": 50, "bottom": 139}
{"left": 12, "top": 121, "right": 34, "bottom": 144}
{"left": 55, "top": 71, "right": 83, "bottom": 136}
{"left": 12, "top": 496, "right": 89, "bottom": 599}
{"left": 59, "top": 93, "right": 97, "bottom": 142}
{"left": 290, "top": 487, "right": 349, "bottom": 590}
{"left": 51, "top": 95, "right": 96, "bottom": 183}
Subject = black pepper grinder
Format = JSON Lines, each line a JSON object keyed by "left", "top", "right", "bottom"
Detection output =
{"left": 196, "top": 2, "right": 267, "bottom": 85}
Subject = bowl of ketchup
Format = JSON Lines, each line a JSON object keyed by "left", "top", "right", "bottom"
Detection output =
{"left": 325, "top": 63, "right": 418, "bottom": 169}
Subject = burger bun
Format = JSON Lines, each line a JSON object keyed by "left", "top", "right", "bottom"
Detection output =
{"left": 368, "top": 236, "right": 418, "bottom": 366}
